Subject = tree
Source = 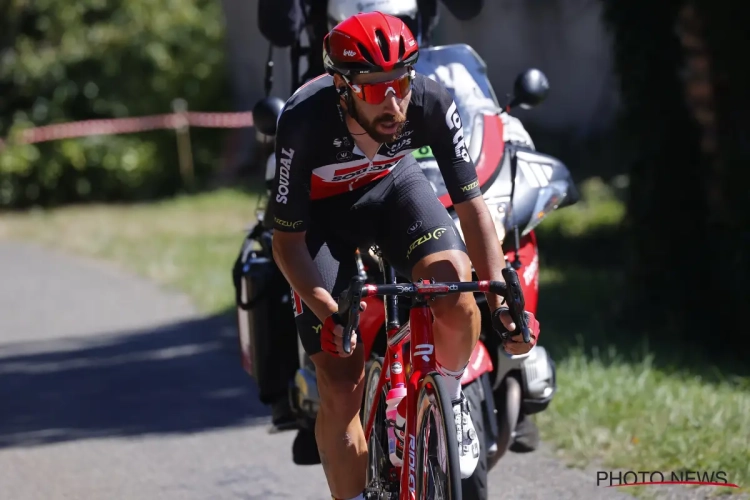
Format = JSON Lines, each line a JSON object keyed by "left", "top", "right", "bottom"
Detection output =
{"left": 603, "top": 0, "right": 749, "bottom": 354}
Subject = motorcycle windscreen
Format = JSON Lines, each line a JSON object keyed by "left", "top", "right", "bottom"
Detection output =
{"left": 503, "top": 147, "right": 578, "bottom": 235}
{"left": 412, "top": 44, "right": 503, "bottom": 201}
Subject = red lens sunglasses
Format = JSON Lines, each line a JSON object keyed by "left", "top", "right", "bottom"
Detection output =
{"left": 343, "top": 68, "right": 415, "bottom": 105}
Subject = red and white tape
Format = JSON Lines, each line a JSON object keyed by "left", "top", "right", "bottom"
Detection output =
{"left": 0, "top": 111, "right": 255, "bottom": 149}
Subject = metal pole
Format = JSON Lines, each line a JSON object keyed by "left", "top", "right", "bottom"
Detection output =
{"left": 172, "top": 98, "right": 194, "bottom": 191}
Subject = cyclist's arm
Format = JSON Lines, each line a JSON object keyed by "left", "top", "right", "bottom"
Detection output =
{"left": 425, "top": 80, "right": 507, "bottom": 311}
{"left": 269, "top": 111, "right": 339, "bottom": 323}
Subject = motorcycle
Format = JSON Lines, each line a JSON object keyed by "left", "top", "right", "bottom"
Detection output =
{"left": 237, "top": 38, "right": 578, "bottom": 500}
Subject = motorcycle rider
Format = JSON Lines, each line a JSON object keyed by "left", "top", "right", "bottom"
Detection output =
{"left": 257, "top": 0, "right": 484, "bottom": 89}
{"left": 266, "top": 12, "right": 540, "bottom": 499}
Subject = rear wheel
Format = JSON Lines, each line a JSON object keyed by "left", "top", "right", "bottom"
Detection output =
{"left": 361, "top": 358, "right": 395, "bottom": 497}
{"left": 414, "top": 372, "right": 462, "bottom": 500}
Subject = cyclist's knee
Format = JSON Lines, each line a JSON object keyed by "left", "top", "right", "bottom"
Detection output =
{"left": 431, "top": 287, "right": 480, "bottom": 332}
{"left": 311, "top": 349, "right": 365, "bottom": 415}
{"left": 412, "top": 250, "right": 478, "bottom": 324}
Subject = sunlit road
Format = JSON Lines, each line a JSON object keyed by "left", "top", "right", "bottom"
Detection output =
{"left": 0, "top": 241, "right": 637, "bottom": 499}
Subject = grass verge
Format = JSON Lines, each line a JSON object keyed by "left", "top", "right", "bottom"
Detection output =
{"left": 1, "top": 179, "right": 747, "bottom": 496}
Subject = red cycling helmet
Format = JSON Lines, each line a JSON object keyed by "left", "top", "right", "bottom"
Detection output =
{"left": 323, "top": 11, "right": 419, "bottom": 77}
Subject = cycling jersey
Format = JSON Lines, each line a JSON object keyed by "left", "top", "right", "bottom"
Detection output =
{"left": 268, "top": 72, "right": 482, "bottom": 233}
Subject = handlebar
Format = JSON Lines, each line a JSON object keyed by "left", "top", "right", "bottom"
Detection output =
{"left": 336, "top": 268, "right": 531, "bottom": 354}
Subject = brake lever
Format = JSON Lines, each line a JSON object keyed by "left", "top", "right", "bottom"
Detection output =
{"left": 338, "top": 275, "right": 365, "bottom": 354}
{"left": 501, "top": 266, "right": 531, "bottom": 343}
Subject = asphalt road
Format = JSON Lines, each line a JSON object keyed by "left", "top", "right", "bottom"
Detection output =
{"left": 0, "top": 241, "right": 640, "bottom": 499}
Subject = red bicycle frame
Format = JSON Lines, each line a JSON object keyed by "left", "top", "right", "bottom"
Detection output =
{"left": 363, "top": 287, "right": 436, "bottom": 499}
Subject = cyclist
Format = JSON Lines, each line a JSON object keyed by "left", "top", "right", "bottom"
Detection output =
{"left": 268, "top": 12, "right": 540, "bottom": 500}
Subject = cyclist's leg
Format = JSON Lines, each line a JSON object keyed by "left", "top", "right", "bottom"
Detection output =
{"left": 293, "top": 230, "right": 368, "bottom": 500}
{"left": 373, "top": 158, "right": 480, "bottom": 372}
{"left": 372, "top": 158, "right": 482, "bottom": 477}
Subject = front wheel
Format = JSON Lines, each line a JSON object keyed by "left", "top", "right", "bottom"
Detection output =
{"left": 414, "top": 372, "right": 462, "bottom": 500}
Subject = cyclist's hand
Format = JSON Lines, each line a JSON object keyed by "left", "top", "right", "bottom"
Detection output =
{"left": 320, "top": 302, "right": 368, "bottom": 357}
{"left": 491, "top": 308, "right": 540, "bottom": 356}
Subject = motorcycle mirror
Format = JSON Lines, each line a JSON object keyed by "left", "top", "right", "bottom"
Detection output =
{"left": 252, "top": 96, "right": 285, "bottom": 137}
{"left": 507, "top": 68, "right": 550, "bottom": 110}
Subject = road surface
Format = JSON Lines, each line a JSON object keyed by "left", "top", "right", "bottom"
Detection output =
{"left": 0, "top": 241, "right": 641, "bottom": 499}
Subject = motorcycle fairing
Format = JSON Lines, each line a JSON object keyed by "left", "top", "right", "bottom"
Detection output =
{"left": 414, "top": 44, "right": 506, "bottom": 208}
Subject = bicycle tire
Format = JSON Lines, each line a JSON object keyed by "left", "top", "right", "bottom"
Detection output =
{"left": 413, "top": 372, "right": 462, "bottom": 500}
{"left": 361, "top": 357, "right": 395, "bottom": 496}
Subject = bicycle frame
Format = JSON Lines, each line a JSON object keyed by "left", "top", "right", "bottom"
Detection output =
{"left": 362, "top": 260, "right": 435, "bottom": 499}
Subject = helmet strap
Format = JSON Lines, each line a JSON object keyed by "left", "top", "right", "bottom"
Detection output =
{"left": 337, "top": 75, "right": 361, "bottom": 123}
{"left": 345, "top": 91, "right": 360, "bottom": 122}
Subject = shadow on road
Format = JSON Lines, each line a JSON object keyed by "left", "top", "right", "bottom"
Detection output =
{"left": 0, "top": 312, "right": 272, "bottom": 449}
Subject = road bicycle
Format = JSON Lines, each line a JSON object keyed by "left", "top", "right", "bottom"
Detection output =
{"left": 336, "top": 249, "right": 531, "bottom": 500}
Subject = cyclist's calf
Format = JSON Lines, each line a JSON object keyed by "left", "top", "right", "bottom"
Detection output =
{"left": 313, "top": 348, "right": 365, "bottom": 415}
{"left": 310, "top": 346, "right": 368, "bottom": 498}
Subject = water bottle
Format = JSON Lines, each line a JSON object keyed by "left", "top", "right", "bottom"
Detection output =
{"left": 394, "top": 398, "right": 407, "bottom": 461}
{"left": 385, "top": 386, "right": 407, "bottom": 466}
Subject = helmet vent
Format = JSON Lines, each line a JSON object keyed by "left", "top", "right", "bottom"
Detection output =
{"left": 357, "top": 43, "right": 376, "bottom": 65}
{"left": 375, "top": 29, "right": 390, "bottom": 61}
{"left": 398, "top": 37, "right": 405, "bottom": 61}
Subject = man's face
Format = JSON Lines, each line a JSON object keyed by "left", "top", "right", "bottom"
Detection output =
{"left": 339, "top": 68, "right": 413, "bottom": 144}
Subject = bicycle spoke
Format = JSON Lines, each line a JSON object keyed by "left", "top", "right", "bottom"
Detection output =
{"left": 362, "top": 359, "right": 399, "bottom": 499}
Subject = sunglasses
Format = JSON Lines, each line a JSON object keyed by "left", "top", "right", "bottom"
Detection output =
{"left": 344, "top": 69, "right": 415, "bottom": 105}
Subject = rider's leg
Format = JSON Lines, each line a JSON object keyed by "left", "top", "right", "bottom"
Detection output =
{"left": 293, "top": 235, "right": 368, "bottom": 499}
{"left": 310, "top": 346, "right": 367, "bottom": 499}
{"left": 373, "top": 159, "right": 481, "bottom": 377}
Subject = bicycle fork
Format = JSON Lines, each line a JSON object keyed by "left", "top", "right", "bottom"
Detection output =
{"left": 400, "top": 300, "right": 434, "bottom": 499}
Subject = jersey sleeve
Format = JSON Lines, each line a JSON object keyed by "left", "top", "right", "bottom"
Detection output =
{"left": 267, "top": 107, "right": 312, "bottom": 232}
{"left": 423, "top": 78, "right": 483, "bottom": 204}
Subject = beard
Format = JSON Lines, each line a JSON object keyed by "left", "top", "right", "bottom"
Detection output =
{"left": 355, "top": 110, "right": 407, "bottom": 144}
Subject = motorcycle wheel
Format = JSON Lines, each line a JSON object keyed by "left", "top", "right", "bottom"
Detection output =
{"left": 461, "top": 376, "right": 489, "bottom": 500}
{"left": 487, "top": 375, "right": 521, "bottom": 471}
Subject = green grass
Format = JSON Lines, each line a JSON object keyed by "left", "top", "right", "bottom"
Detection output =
{"left": 0, "top": 187, "right": 261, "bottom": 313}
{"left": 536, "top": 342, "right": 750, "bottom": 494}
{"left": 1, "top": 179, "right": 748, "bottom": 496}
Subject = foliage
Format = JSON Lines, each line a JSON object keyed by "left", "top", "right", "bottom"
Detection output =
{"left": 0, "top": 0, "right": 231, "bottom": 208}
